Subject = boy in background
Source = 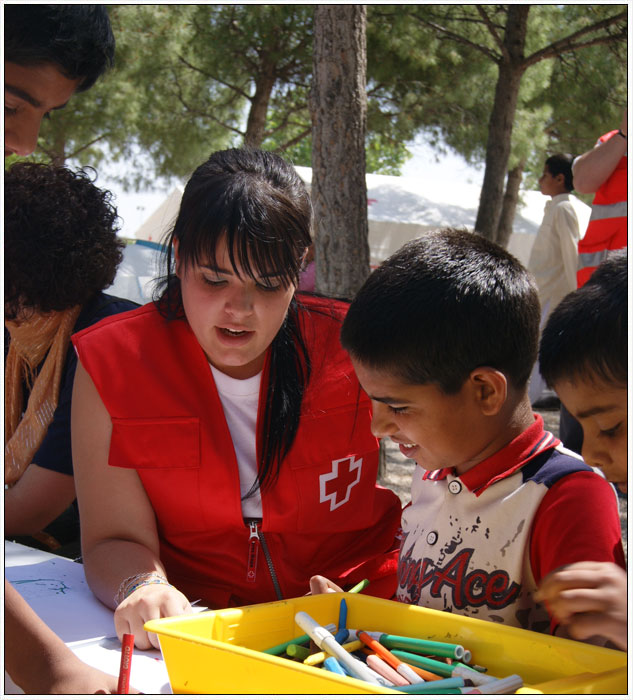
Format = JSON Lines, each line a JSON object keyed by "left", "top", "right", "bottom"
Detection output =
{"left": 536, "top": 251, "right": 627, "bottom": 650}
{"left": 331, "top": 229, "right": 624, "bottom": 638}
{"left": 527, "top": 153, "right": 590, "bottom": 406}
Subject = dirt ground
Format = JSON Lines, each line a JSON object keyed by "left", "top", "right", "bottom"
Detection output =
{"left": 378, "top": 407, "right": 628, "bottom": 560}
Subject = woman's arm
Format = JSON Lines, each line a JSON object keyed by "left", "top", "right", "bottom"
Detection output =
{"left": 72, "top": 360, "right": 190, "bottom": 649}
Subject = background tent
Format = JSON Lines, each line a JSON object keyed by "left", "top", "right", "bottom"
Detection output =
{"left": 115, "top": 168, "right": 546, "bottom": 303}
{"left": 106, "top": 238, "right": 162, "bottom": 305}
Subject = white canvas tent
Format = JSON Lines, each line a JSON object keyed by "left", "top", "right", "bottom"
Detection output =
{"left": 131, "top": 166, "right": 546, "bottom": 270}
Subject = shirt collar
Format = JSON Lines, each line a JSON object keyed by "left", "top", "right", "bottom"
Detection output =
{"left": 460, "top": 414, "right": 559, "bottom": 496}
{"left": 420, "top": 415, "right": 560, "bottom": 495}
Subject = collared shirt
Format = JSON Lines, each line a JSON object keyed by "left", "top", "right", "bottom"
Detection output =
{"left": 397, "top": 415, "right": 624, "bottom": 634}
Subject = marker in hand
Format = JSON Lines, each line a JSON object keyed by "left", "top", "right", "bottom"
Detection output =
{"left": 117, "top": 633, "right": 134, "bottom": 694}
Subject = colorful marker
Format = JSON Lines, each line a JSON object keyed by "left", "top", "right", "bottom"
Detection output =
{"left": 286, "top": 643, "right": 311, "bottom": 660}
{"left": 295, "top": 612, "right": 388, "bottom": 686}
{"left": 323, "top": 656, "right": 348, "bottom": 676}
{"left": 262, "top": 622, "right": 336, "bottom": 655}
{"left": 357, "top": 631, "right": 423, "bottom": 685}
{"left": 373, "top": 632, "right": 466, "bottom": 660}
{"left": 347, "top": 578, "right": 370, "bottom": 594}
{"left": 397, "top": 677, "right": 466, "bottom": 694}
{"left": 366, "top": 654, "right": 411, "bottom": 686}
{"left": 463, "top": 674, "right": 523, "bottom": 694}
{"left": 338, "top": 598, "right": 348, "bottom": 629}
{"left": 391, "top": 649, "right": 498, "bottom": 686}
{"left": 117, "top": 633, "right": 134, "bottom": 694}
{"left": 303, "top": 640, "right": 363, "bottom": 666}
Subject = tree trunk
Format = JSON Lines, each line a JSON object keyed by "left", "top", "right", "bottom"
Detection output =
{"left": 311, "top": 4, "right": 369, "bottom": 299}
{"left": 495, "top": 158, "right": 525, "bottom": 249}
{"left": 244, "top": 64, "right": 276, "bottom": 148}
{"left": 474, "top": 5, "right": 529, "bottom": 241}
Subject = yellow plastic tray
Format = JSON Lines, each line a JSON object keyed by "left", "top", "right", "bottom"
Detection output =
{"left": 145, "top": 593, "right": 627, "bottom": 694}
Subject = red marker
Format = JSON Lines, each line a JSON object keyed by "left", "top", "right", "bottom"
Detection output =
{"left": 117, "top": 633, "right": 134, "bottom": 694}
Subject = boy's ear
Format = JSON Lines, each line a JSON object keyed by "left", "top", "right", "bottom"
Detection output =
{"left": 468, "top": 367, "right": 507, "bottom": 416}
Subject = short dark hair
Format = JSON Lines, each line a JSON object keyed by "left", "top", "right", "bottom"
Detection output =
{"left": 4, "top": 5, "right": 115, "bottom": 92}
{"left": 544, "top": 153, "right": 574, "bottom": 192}
{"left": 341, "top": 228, "right": 541, "bottom": 393}
{"left": 539, "top": 251, "right": 627, "bottom": 388}
{"left": 4, "top": 162, "right": 124, "bottom": 320}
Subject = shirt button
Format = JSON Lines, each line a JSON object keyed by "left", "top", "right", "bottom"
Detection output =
{"left": 426, "top": 530, "right": 438, "bottom": 545}
{"left": 448, "top": 480, "right": 462, "bottom": 494}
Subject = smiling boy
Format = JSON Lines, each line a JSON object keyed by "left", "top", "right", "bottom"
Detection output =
{"left": 536, "top": 251, "right": 627, "bottom": 649}
{"left": 339, "top": 229, "right": 624, "bottom": 638}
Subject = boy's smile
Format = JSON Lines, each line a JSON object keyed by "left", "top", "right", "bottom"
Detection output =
{"left": 352, "top": 360, "right": 527, "bottom": 476}
{"left": 554, "top": 376, "right": 627, "bottom": 492}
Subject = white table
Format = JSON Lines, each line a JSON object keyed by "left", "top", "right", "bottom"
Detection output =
{"left": 4, "top": 540, "right": 172, "bottom": 694}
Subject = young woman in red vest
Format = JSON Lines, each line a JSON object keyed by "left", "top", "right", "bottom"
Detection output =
{"left": 71, "top": 148, "right": 402, "bottom": 649}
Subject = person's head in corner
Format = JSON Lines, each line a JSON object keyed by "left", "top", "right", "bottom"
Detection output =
{"left": 4, "top": 162, "right": 125, "bottom": 322}
{"left": 341, "top": 227, "right": 540, "bottom": 475}
{"left": 4, "top": 4, "right": 115, "bottom": 157}
{"left": 539, "top": 251, "right": 627, "bottom": 491}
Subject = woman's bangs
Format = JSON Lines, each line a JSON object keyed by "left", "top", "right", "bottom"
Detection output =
{"left": 225, "top": 223, "right": 303, "bottom": 288}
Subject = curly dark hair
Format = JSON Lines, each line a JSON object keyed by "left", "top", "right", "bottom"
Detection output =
{"left": 5, "top": 162, "right": 125, "bottom": 320}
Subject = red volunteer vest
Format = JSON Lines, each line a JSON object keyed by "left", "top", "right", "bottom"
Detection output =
{"left": 577, "top": 131, "right": 627, "bottom": 287}
{"left": 73, "top": 295, "right": 401, "bottom": 608}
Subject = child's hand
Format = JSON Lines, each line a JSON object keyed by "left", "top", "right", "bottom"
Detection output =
{"left": 114, "top": 583, "right": 191, "bottom": 650}
{"left": 309, "top": 575, "right": 343, "bottom": 595}
{"left": 536, "top": 561, "right": 627, "bottom": 650}
{"left": 46, "top": 658, "right": 139, "bottom": 694}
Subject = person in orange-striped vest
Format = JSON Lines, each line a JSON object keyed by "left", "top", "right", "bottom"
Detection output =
{"left": 572, "top": 111, "right": 627, "bottom": 288}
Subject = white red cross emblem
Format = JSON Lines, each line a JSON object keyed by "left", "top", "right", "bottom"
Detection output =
{"left": 319, "top": 455, "right": 362, "bottom": 511}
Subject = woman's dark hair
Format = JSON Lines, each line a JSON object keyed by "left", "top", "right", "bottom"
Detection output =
{"left": 156, "top": 147, "right": 313, "bottom": 494}
{"left": 539, "top": 251, "right": 627, "bottom": 389}
{"left": 4, "top": 162, "right": 124, "bottom": 320}
{"left": 544, "top": 153, "right": 574, "bottom": 192}
{"left": 4, "top": 5, "right": 115, "bottom": 92}
{"left": 341, "top": 228, "right": 541, "bottom": 393}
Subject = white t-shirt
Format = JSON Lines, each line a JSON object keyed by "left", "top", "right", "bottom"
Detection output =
{"left": 210, "top": 365, "right": 262, "bottom": 519}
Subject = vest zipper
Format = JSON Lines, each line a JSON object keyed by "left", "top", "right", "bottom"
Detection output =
{"left": 246, "top": 519, "right": 283, "bottom": 600}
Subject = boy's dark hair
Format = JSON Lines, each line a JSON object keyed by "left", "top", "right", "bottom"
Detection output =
{"left": 4, "top": 5, "right": 115, "bottom": 92}
{"left": 544, "top": 153, "right": 574, "bottom": 192}
{"left": 539, "top": 251, "right": 627, "bottom": 388}
{"left": 157, "top": 147, "right": 313, "bottom": 495}
{"left": 4, "top": 162, "right": 124, "bottom": 321}
{"left": 341, "top": 228, "right": 541, "bottom": 393}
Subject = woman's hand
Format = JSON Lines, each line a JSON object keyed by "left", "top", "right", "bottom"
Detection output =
{"left": 309, "top": 575, "right": 343, "bottom": 595}
{"left": 114, "top": 583, "right": 192, "bottom": 650}
{"left": 536, "top": 561, "right": 627, "bottom": 650}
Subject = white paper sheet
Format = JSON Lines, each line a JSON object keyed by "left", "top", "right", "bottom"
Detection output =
{"left": 5, "top": 544, "right": 172, "bottom": 693}
{"left": 6, "top": 556, "right": 116, "bottom": 643}
{"left": 68, "top": 636, "right": 171, "bottom": 694}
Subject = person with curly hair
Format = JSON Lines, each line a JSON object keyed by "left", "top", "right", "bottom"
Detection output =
{"left": 4, "top": 162, "right": 137, "bottom": 551}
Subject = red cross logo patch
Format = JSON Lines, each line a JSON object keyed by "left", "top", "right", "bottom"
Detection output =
{"left": 319, "top": 455, "right": 362, "bottom": 511}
